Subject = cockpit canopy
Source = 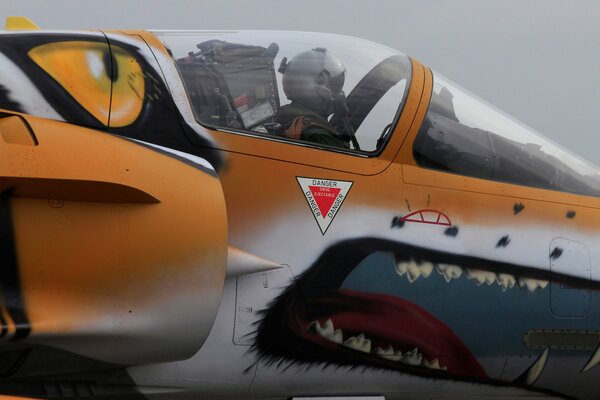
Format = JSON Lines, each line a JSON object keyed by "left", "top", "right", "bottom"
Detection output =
{"left": 154, "top": 31, "right": 412, "bottom": 153}
{"left": 157, "top": 30, "right": 600, "bottom": 197}
{"left": 414, "top": 73, "right": 600, "bottom": 198}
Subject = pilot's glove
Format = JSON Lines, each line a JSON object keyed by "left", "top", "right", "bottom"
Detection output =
{"left": 284, "top": 116, "right": 305, "bottom": 140}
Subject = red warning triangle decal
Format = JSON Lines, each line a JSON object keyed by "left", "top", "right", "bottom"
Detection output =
{"left": 308, "top": 185, "right": 341, "bottom": 217}
{"left": 297, "top": 177, "right": 353, "bottom": 235}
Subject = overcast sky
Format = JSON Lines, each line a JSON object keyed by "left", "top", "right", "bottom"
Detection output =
{"left": 3, "top": 0, "right": 600, "bottom": 163}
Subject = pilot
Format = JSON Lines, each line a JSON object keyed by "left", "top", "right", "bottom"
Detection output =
{"left": 276, "top": 48, "right": 350, "bottom": 148}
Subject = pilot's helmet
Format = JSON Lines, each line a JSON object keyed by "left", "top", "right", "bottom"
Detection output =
{"left": 279, "top": 48, "right": 345, "bottom": 116}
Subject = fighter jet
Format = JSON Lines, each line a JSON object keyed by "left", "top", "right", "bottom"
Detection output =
{"left": 0, "top": 16, "right": 599, "bottom": 400}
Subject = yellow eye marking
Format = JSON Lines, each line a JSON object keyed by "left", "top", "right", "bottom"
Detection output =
{"left": 28, "top": 41, "right": 145, "bottom": 127}
{"left": 28, "top": 41, "right": 112, "bottom": 125}
{"left": 108, "top": 46, "right": 145, "bottom": 127}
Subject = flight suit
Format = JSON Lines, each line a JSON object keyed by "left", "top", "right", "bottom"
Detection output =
{"left": 276, "top": 102, "right": 349, "bottom": 149}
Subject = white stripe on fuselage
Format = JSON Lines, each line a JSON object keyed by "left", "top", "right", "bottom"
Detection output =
{"left": 0, "top": 51, "right": 63, "bottom": 120}
{"left": 235, "top": 205, "right": 600, "bottom": 283}
{"left": 128, "top": 138, "right": 215, "bottom": 172}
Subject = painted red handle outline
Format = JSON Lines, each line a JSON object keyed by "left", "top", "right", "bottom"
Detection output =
{"left": 401, "top": 209, "right": 452, "bottom": 226}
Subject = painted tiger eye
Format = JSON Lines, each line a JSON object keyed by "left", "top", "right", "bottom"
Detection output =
{"left": 28, "top": 41, "right": 144, "bottom": 127}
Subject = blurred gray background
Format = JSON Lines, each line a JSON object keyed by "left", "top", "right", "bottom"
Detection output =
{"left": 3, "top": 0, "right": 599, "bottom": 163}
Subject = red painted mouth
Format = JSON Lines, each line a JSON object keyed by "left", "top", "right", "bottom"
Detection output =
{"left": 291, "top": 289, "right": 486, "bottom": 379}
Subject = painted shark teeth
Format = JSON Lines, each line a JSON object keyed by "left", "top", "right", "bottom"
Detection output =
{"left": 424, "top": 262, "right": 543, "bottom": 293}
{"left": 523, "top": 348, "right": 549, "bottom": 385}
{"left": 308, "top": 324, "right": 447, "bottom": 372}
{"left": 374, "top": 345, "right": 440, "bottom": 369}
{"left": 518, "top": 277, "right": 549, "bottom": 293}
{"left": 343, "top": 333, "right": 371, "bottom": 353}
{"left": 308, "top": 319, "right": 343, "bottom": 344}
{"left": 496, "top": 273, "right": 516, "bottom": 291}
{"left": 375, "top": 345, "right": 403, "bottom": 361}
{"left": 395, "top": 260, "right": 434, "bottom": 283}
{"left": 582, "top": 343, "right": 600, "bottom": 373}
{"left": 422, "top": 358, "right": 447, "bottom": 370}
{"left": 466, "top": 268, "right": 497, "bottom": 286}
{"left": 436, "top": 263, "right": 462, "bottom": 282}
{"left": 374, "top": 345, "right": 445, "bottom": 370}
{"left": 401, "top": 347, "right": 423, "bottom": 365}
{"left": 392, "top": 248, "right": 555, "bottom": 295}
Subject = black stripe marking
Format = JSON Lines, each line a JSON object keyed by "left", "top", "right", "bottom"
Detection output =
{"left": 0, "top": 311, "right": 7, "bottom": 338}
{"left": 0, "top": 190, "right": 31, "bottom": 340}
{"left": 118, "top": 136, "right": 218, "bottom": 177}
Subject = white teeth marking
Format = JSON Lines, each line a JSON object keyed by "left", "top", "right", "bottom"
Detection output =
{"left": 375, "top": 345, "right": 403, "bottom": 361}
{"left": 401, "top": 347, "right": 423, "bottom": 366}
{"left": 582, "top": 343, "right": 600, "bottom": 373}
{"left": 344, "top": 333, "right": 372, "bottom": 353}
{"left": 466, "top": 269, "right": 497, "bottom": 286}
{"left": 308, "top": 319, "right": 343, "bottom": 344}
{"left": 320, "top": 318, "right": 333, "bottom": 335}
{"left": 526, "top": 348, "right": 549, "bottom": 385}
{"left": 496, "top": 273, "right": 516, "bottom": 291}
{"left": 375, "top": 345, "right": 394, "bottom": 356}
{"left": 374, "top": 345, "right": 447, "bottom": 370}
{"left": 374, "top": 345, "right": 444, "bottom": 370}
{"left": 422, "top": 358, "right": 446, "bottom": 370}
{"left": 436, "top": 263, "right": 463, "bottom": 283}
{"left": 406, "top": 261, "right": 420, "bottom": 282}
{"left": 419, "top": 262, "right": 434, "bottom": 279}
{"left": 400, "top": 260, "right": 548, "bottom": 294}
{"left": 331, "top": 329, "right": 343, "bottom": 344}
{"left": 395, "top": 260, "right": 434, "bottom": 283}
{"left": 518, "top": 277, "right": 549, "bottom": 293}
{"left": 309, "top": 325, "right": 447, "bottom": 372}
